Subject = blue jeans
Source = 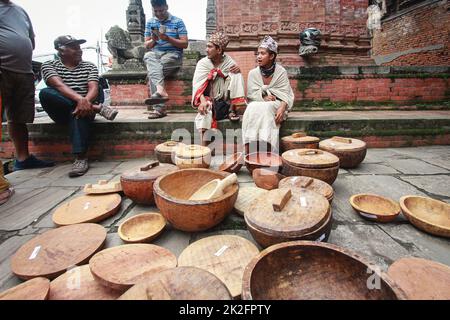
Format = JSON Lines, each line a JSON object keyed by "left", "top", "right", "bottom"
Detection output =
{"left": 39, "top": 88, "right": 94, "bottom": 155}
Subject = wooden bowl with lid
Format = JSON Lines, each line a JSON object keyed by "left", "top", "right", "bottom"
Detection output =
{"left": 281, "top": 149, "right": 340, "bottom": 185}
{"left": 242, "top": 241, "right": 407, "bottom": 300}
{"left": 399, "top": 196, "right": 450, "bottom": 238}
{"left": 350, "top": 194, "right": 401, "bottom": 223}
{"left": 118, "top": 212, "right": 166, "bottom": 243}
{"left": 153, "top": 169, "right": 239, "bottom": 232}
{"left": 245, "top": 152, "right": 283, "bottom": 174}
{"left": 281, "top": 132, "right": 320, "bottom": 152}
{"left": 155, "top": 141, "right": 185, "bottom": 164}
{"left": 279, "top": 176, "right": 334, "bottom": 203}
{"left": 319, "top": 136, "right": 367, "bottom": 169}
{"left": 175, "top": 144, "right": 212, "bottom": 169}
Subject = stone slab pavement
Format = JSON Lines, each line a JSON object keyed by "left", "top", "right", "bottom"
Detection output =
{"left": 0, "top": 146, "right": 449, "bottom": 293}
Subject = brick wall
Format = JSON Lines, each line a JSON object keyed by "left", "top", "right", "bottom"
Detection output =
{"left": 372, "top": 1, "right": 449, "bottom": 65}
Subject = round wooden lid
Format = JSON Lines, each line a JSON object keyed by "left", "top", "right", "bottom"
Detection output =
{"left": 279, "top": 176, "right": 334, "bottom": 200}
{"left": 282, "top": 134, "right": 320, "bottom": 144}
{"left": 156, "top": 141, "right": 186, "bottom": 154}
{"left": 282, "top": 149, "right": 340, "bottom": 169}
{"left": 320, "top": 137, "right": 367, "bottom": 152}
{"left": 0, "top": 278, "right": 50, "bottom": 300}
{"left": 49, "top": 265, "right": 124, "bottom": 300}
{"left": 89, "top": 244, "right": 177, "bottom": 291}
{"left": 176, "top": 145, "right": 211, "bottom": 159}
{"left": 178, "top": 235, "right": 260, "bottom": 299}
{"left": 121, "top": 162, "right": 178, "bottom": 182}
{"left": 84, "top": 180, "right": 122, "bottom": 195}
{"left": 234, "top": 187, "right": 269, "bottom": 216}
{"left": 11, "top": 224, "right": 107, "bottom": 280}
{"left": 52, "top": 194, "right": 122, "bottom": 226}
{"left": 388, "top": 257, "right": 450, "bottom": 300}
{"left": 119, "top": 267, "right": 232, "bottom": 300}
{"left": 245, "top": 189, "right": 330, "bottom": 237}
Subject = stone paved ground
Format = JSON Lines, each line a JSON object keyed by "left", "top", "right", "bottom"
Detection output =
{"left": 0, "top": 146, "right": 449, "bottom": 292}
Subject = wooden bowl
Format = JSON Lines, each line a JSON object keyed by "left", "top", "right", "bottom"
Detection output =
{"left": 175, "top": 145, "right": 212, "bottom": 169}
{"left": 319, "top": 137, "right": 367, "bottom": 169}
{"left": 282, "top": 161, "right": 340, "bottom": 185}
{"left": 252, "top": 168, "right": 286, "bottom": 190}
{"left": 0, "top": 278, "right": 50, "bottom": 300}
{"left": 155, "top": 141, "right": 185, "bottom": 164}
{"left": 118, "top": 212, "right": 166, "bottom": 243}
{"left": 400, "top": 196, "right": 450, "bottom": 238}
{"left": 153, "top": 169, "right": 239, "bottom": 232}
{"left": 350, "top": 194, "right": 401, "bottom": 223}
{"left": 245, "top": 152, "right": 283, "bottom": 174}
{"left": 119, "top": 267, "right": 232, "bottom": 300}
{"left": 281, "top": 133, "right": 320, "bottom": 152}
{"left": 242, "top": 241, "right": 407, "bottom": 300}
{"left": 387, "top": 257, "right": 450, "bottom": 300}
{"left": 219, "top": 152, "right": 244, "bottom": 174}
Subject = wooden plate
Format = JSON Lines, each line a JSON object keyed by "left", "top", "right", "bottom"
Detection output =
{"left": 89, "top": 244, "right": 177, "bottom": 291}
{"left": 279, "top": 176, "right": 334, "bottom": 203}
{"left": 84, "top": 180, "right": 122, "bottom": 195}
{"left": 11, "top": 224, "right": 107, "bottom": 280}
{"left": 0, "top": 278, "right": 50, "bottom": 300}
{"left": 178, "top": 235, "right": 260, "bottom": 299}
{"left": 350, "top": 194, "right": 401, "bottom": 223}
{"left": 242, "top": 241, "right": 406, "bottom": 300}
{"left": 49, "top": 265, "right": 124, "bottom": 300}
{"left": 400, "top": 196, "right": 450, "bottom": 238}
{"left": 52, "top": 194, "right": 122, "bottom": 226}
{"left": 234, "top": 187, "right": 269, "bottom": 216}
{"left": 387, "top": 257, "right": 450, "bottom": 300}
{"left": 118, "top": 212, "right": 166, "bottom": 243}
{"left": 119, "top": 267, "right": 232, "bottom": 300}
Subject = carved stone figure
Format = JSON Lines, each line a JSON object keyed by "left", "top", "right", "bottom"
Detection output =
{"left": 105, "top": 25, "right": 146, "bottom": 70}
{"left": 299, "top": 28, "right": 322, "bottom": 57}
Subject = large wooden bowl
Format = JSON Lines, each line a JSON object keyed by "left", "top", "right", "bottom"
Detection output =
{"left": 400, "top": 196, "right": 450, "bottom": 238}
{"left": 279, "top": 176, "right": 334, "bottom": 203}
{"left": 0, "top": 278, "right": 50, "bottom": 300}
{"left": 350, "top": 194, "right": 401, "bottom": 223}
{"left": 245, "top": 152, "right": 283, "bottom": 174}
{"left": 118, "top": 212, "right": 166, "bottom": 243}
{"left": 282, "top": 161, "right": 340, "bottom": 185}
{"left": 319, "top": 137, "right": 367, "bottom": 169}
{"left": 281, "top": 133, "right": 320, "bottom": 152}
{"left": 119, "top": 267, "right": 232, "bottom": 300}
{"left": 242, "top": 241, "right": 407, "bottom": 300}
{"left": 153, "top": 169, "right": 239, "bottom": 232}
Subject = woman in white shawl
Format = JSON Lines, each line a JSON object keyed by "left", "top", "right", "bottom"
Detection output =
{"left": 242, "top": 36, "right": 294, "bottom": 154}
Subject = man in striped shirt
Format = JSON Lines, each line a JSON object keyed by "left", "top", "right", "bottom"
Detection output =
{"left": 39, "top": 35, "right": 118, "bottom": 177}
{"left": 143, "top": 0, "right": 188, "bottom": 119}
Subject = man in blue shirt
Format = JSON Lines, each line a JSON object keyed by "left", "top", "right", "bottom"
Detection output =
{"left": 144, "top": 0, "right": 188, "bottom": 119}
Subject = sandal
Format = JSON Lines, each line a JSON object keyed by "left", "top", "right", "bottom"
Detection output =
{"left": 145, "top": 93, "right": 169, "bottom": 105}
{"left": 148, "top": 110, "right": 167, "bottom": 119}
{"left": 0, "top": 187, "right": 14, "bottom": 206}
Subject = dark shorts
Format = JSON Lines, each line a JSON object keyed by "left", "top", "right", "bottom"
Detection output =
{"left": 0, "top": 69, "right": 35, "bottom": 124}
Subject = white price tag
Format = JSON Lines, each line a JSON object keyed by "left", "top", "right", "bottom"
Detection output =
{"left": 214, "top": 246, "right": 229, "bottom": 257}
{"left": 300, "top": 197, "right": 307, "bottom": 207}
{"left": 316, "top": 234, "right": 326, "bottom": 242}
{"left": 84, "top": 202, "right": 91, "bottom": 210}
{"left": 29, "top": 246, "right": 41, "bottom": 260}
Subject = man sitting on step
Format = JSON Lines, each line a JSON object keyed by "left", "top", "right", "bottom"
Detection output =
{"left": 39, "top": 35, "right": 118, "bottom": 178}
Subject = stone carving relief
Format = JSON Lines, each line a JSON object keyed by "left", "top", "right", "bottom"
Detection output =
{"left": 106, "top": 25, "right": 146, "bottom": 71}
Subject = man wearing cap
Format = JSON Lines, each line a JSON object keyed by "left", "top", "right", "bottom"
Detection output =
{"left": 242, "top": 36, "right": 294, "bottom": 154}
{"left": 39, "top": 35, "right": 117, "bottom": 177}
{"left": 192, "top": 31, "right": 246, "bottom": 146}
{"left": 0, "top": 0, "right": 55, "bottom": 184}
{"left": 144, "top": 0, "right": 188, "bottom": 119}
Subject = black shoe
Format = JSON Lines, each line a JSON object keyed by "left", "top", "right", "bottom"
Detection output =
{"left": 13, "top": 155, "right": 55, "bottom": 171}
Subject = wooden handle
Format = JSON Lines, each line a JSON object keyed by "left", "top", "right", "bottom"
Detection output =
{"left": 189, "top": 145, "right": 198, "bottom": 150}
{"left": 301, "top": 178, "right": 314, "bottom": 188}
{"left": 297, "top": 150, "right": 322, "bottom": 156}
{"left": 165, "top": 141, "right": 178, "bottom": 147}
{"left": 332, "top": 136, "right": 352, "bottom": 144}
{"left": 272, "top": 189, "right": 292, "bottom": 212}
{"left": 141, "top": 161, "right": 159, "bottom": 171}
{"left": 98, "top": 180, "right": 108, "bottom": 185}
{"left": 218, "top": 173, "right": 238, "bottom": 190}
{"left": 292, "top": 132, "right": 307, "bottom": 138}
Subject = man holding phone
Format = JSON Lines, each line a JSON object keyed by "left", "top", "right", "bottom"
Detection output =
{"left": 144, "top": 0, "right": 188, "bottom": 119}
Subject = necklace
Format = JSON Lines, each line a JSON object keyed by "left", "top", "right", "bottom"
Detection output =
{"left": 260, "top": 63, "right": 276, "bottom": 78}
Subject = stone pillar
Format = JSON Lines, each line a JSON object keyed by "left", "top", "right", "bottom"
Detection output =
{"left": 206, "top": 0, "right": 217, "bottom": 36}
{"left": 126, "top": 0, "right": 146, "bottom": 45}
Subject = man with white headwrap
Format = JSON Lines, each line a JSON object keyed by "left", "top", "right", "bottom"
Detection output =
{"left": 242, "top": 36, "right": 294, "bottom": 154}
{"left": 192, "top": 31, "right": 246, "bottom": 146}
